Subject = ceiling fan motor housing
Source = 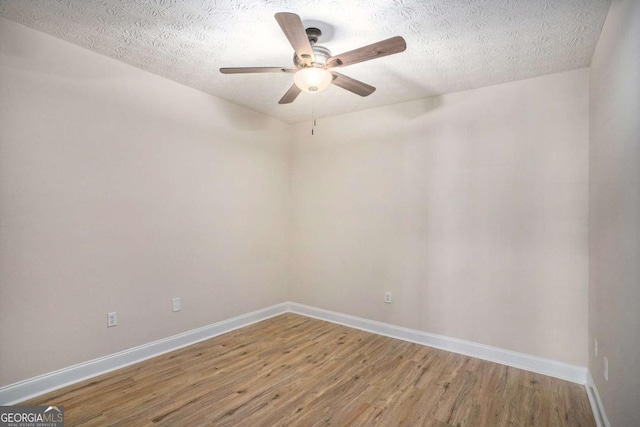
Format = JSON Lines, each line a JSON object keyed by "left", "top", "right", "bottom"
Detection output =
{"left": 294, "top": 44, "right": 332, "bottom": 68}
{"left": 293, "top": 27, "right": 332, "bottom": 68}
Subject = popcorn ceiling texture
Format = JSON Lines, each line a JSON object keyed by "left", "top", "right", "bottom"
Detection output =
{"left": 0, "top": 0, "right": 610, "bottom": 123}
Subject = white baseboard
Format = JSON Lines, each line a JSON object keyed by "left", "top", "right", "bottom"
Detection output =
{"left": 586, "top": 370, "right": 611, "bottom": 427}
{"left": 0, "top": 303, "right": 289, "bottom": 405}
{"left": 287, "top": 302, "right": 587, "bottom": 385}
{"left": 0, "top": 301, "right": 589, "bottom": 406}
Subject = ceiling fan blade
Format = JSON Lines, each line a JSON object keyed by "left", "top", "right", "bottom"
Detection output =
{"left": 331, "top": 72, "right": 376, "bottom": 97}
{"left": 220, "top": 67, "right": 296, "bottom": 74}
{"left": 278, "top": 84, "right": 302, "bottom": 104}
{"left": 326, "top": 36, "right": 407, "bottom": 68}
{"left": 275, "top": 12, "right": 315, "bottom": 66}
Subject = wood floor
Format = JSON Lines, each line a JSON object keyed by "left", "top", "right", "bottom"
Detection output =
{"left": 23, "top": 314, "right": 595, "bottom": 426}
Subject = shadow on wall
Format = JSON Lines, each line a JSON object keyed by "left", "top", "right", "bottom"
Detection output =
{"left": 388, "top": 95, "right": 442, "bottom": 119}
{"left": 378, "top": 67, "right": 443, "bottom": 119}
{"left": 213, "top": 96, "right": 282, "bottom": 131}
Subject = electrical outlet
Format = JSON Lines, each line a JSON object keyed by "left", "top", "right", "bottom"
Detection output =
{"left": 384, "top": 292, "right": 391, "bottom": 304}
{"left": 604, "top": 357, "right": 609, "bottom": 381}
{"left": 172, "top": 297, "right": 181, "bottom": 312}
{"left": 594, "top": 339, "right": 598, "bottom": 357}
{"left": 107, "top": 312, "right": 117, "bottom": 328}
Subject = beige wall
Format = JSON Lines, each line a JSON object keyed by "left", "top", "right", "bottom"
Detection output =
{"left": 589, "top": 0, "right": 640, "bottom": 424}
{"left": 1, "top": 14, "right": 596, "bottom": 391}
{"left": 290, "top": 69, "right": 589, "bottom": 366}
{"left": 0, "top": 18, "right": 291, "bottom": 386}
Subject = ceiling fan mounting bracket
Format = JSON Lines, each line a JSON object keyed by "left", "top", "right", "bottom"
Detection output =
{"left": 305, "top": 27, "right": 322, "bottom": 45}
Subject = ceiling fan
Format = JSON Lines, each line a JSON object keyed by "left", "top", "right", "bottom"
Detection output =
{"left": 220, "top": 12, "right": 407, "bottom": 104}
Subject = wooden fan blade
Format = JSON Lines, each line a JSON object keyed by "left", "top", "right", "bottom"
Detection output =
{"left": 220, "top": 67, "right": 296, "bottom": 74}
{"left": 278, "top": 84, "right": 302, "bottom": 104}
{"left": 331, "top": 72, "right": 376, "bottom": 97}
{"left": 326, "top": 36, "right": 407, "bottom": 68}
{"left": 275, "top": 12, "right": 315, "bottom": 66}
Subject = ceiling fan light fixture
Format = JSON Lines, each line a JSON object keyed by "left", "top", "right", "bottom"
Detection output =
{"left": 220, "top": 13, "right": 407, "bottom": 104}
{"left": 294, "top": 67, "right": 333, "bottom": 93}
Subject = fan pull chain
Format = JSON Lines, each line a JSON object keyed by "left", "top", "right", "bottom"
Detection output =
{"left": 311, "top": 97, "right": 315, "bottom": 136}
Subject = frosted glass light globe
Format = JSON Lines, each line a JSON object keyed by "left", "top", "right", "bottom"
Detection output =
{"left": 294, "top": 67, "right": 333, "bottom": 93}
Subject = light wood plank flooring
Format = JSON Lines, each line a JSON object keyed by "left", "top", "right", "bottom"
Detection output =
{"left": 23, "top": 313, "right": 595, "bottom": 426}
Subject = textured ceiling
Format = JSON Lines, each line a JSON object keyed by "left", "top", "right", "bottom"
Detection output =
{"left": 0, "top": 0, "right": 610, "bottom": 124}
